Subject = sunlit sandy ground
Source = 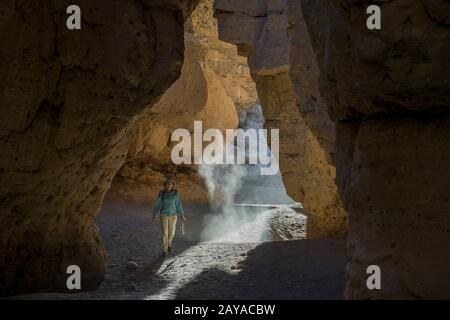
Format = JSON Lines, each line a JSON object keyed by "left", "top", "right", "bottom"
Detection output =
{"left": 11, "top": 201, "right": 345, "bottom": 300}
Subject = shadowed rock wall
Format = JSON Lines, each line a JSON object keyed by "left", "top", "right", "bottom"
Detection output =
{"left": 0, "top": 0, "right": 198, "bottom": 295}
{"left": 215, "top": 0, "right": 450, "bottom": 298}
{"left": 301, "top": 0, "right": 450, "bottom": 298}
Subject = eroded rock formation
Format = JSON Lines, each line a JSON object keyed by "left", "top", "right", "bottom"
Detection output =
{"left": 108, "top": 0, "right": 258, "bottom": 203}
{"left": 214, "top": 0, "right": 347, "bottom": 237}
{"left": 300, "top": 0, "right": 450, "bottom": 298}
{"left": 0, "top": 0, "right": 198, "bottom": 295}
{"left": 215, "top": 0, "right": 450, "bottom": 299}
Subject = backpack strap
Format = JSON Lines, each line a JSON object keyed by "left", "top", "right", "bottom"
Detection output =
{"left": 161, "top": 190, "right": 165, "bottom": 212}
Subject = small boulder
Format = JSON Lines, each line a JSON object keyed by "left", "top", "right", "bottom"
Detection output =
{"left": 236, "top": 260, "right": 248, "bottom": 269}
{"left": 126, "top": 282, "right": 137, "bottom": 291}
{"left": 126, "top": 261, "right": 138, "bottom": 271}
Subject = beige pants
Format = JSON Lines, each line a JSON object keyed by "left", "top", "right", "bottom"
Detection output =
{"left": 160, "top": 215, "right": 177, "bottom": 253}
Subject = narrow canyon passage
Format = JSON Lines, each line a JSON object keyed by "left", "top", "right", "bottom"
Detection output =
{"left": 12, "top": 102, "right": 345, "bottom": 300}
{"left": 2, "top": 0, "right": 348, "bottom": 298}
{"left": 2, "top": 0, "right": 448, "bottom": 300}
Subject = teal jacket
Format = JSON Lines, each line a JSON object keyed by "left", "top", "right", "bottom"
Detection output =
{"left": 154, "top": 189, "right": 184, "bottom": 217}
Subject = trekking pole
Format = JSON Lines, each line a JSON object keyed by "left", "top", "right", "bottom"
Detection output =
{"left": 181, "top": 220, "right": 185, "bottom": 236}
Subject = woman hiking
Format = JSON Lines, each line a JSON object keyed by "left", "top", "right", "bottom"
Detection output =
{"left": 152, "top": 177, "right": 186, "bottom": 257}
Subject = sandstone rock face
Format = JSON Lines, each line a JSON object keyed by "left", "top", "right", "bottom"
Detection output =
{"left": 301, "top": 0, "right": 450, "bottom": 298}
{"left": 109, "top": 0, "right": 257, "bottom": 203}
{"left": 214, "top": 0, "right": 347, "bottom": 237}
{"left": 0, "top": 0, "right": 198, "bottom": 295}
{"left": 188, "top": 0, "right": 258, "bottom": 111}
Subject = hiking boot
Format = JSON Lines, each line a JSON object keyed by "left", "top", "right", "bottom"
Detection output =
{"left": 162, "top": 252, "right": 168, "bottom": 258}
{"left": 168, "top": 246, "right": 172, "bottom": 253}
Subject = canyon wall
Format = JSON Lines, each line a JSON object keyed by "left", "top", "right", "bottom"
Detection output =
{"left": 0, "top": 0, "right": 198, "bottom": 295}
{"left": 300, "top": 0, "right": 450, "bottom": 298}
{"left": 214, "top": 0, "right": 347, "bottom": 237}
{"left": 109, "top": 0, "right": 258, "bottom": 203}
{"left": 215, "top": 0, "right": 450, "bottom": 298}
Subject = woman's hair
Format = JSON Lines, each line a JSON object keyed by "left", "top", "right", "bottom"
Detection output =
{"left": 163, "top": 177, "right": 176, "bottom": 186}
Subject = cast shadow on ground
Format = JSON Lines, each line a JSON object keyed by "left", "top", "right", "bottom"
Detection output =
{"left": 173, "top": 238, "right": 346, "bottom": 300}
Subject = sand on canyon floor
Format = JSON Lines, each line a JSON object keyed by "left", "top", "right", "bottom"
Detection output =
{"left": 11, "top": 201, "right": 346, "bottom": 300}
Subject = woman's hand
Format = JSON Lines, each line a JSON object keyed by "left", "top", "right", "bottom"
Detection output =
{"left": 180, "top": 216, "right": 186, "bottom": 222}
